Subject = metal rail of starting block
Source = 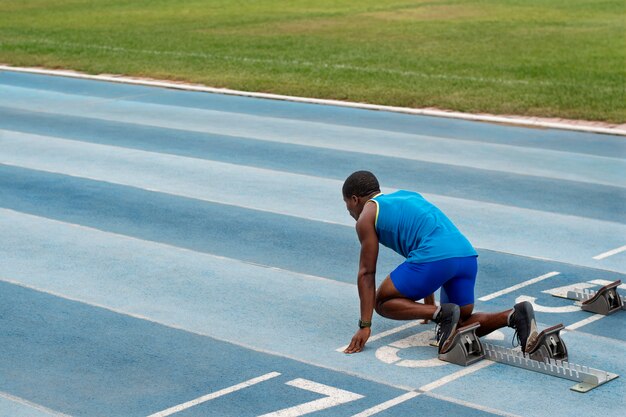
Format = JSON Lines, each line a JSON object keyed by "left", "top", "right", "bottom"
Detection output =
{"left": 553, "top": 280, "right": 625, "bottom": 314}
{"left": 437, "top": 323, "right": 619, "bottom": 392}
{"left": 483, "top": 343, "right": 619, "bottom": 393}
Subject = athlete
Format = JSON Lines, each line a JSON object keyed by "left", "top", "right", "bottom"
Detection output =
{"left": 342, "top": 171, "right": 539, "bottom": 355}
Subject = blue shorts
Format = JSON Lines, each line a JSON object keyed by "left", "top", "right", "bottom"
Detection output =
{"left": 389, "top": 256, "right": 478, "bottom": 307}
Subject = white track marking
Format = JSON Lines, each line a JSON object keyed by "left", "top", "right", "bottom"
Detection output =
{"left": 515, "top": 295, "right": 581, "bottom": 313}
{"left": 374, "top": 331, "right": 447, "bottom": 368}
{"left": 565, "top": 314, "right": 606, "bottom": 331}
{"left": 1, "top": 65, "right": 624, "bottom": 136}
{"left": 336, "top": 321, "right": 423, "bottom": 352}
{"left": 258, "top": 379, "right": 363, "bottom": 417}
{"left": 542, "top": 282, "right": 596, "bottom": 297}
{"left": 479, "top": 272, "right": 560, "bottom": 302}
{"left": 418, "top": 360, "right": 494, "bottom": 392}
{"left": 0, "top": 391, "right": 73, "bottom": 417}
{"left": 146, "top": 372, "right": 281, "bottom": 417}
{"left": 351, "top": 361, "right": 495, "bottom": 416}
{"left": 592, "top": 245, "right": 626, "bottom": 260}
{"left": 425, "top": 392, "right": 522, "bottom": 417}
{"left": 351, "top": 392, "right": 421, "bottom": 417}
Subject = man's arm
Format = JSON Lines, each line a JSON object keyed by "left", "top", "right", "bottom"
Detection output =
{"left": 344, "top": 202, "right": 379, "bottom": 354}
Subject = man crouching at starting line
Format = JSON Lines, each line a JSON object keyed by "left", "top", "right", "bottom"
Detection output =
{"left": 342, "top": 170, "right": 539, "bottom": 355}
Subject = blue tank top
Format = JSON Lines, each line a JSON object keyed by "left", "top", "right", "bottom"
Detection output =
{"left": 370, "top": 190, "right": 477, "bottom": 263}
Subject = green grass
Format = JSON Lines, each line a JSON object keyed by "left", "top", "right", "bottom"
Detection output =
{"left": 1, "top": 0, "right": 624, "bottom": 122}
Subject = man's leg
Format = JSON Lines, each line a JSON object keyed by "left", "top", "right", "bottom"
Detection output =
{"left": 441, "top": 257, "right": 510, "bottom": 336}
{"left": 458, "top": 304, "right": 511, "bottom": 337}
{"left": 442, "top": 258, "right": 539, "bottom": 352}
{"left": 376, "top": 274, "right": 460, "bottom": 353}
{"left": 375, "top": 276, "right": 437, "bottom": 320}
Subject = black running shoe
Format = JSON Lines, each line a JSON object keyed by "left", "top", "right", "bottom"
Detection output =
{"left": 509, "top": 301, "right": 539, "bottom": 353}
{"left": 434, "top": 303, "right": 460, "bottom": 354}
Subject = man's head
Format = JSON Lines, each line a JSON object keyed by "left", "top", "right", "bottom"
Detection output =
{"left": 342, "top": 171, "right": 380, "bottom": 220}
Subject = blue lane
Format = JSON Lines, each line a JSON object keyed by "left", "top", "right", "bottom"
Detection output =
{"left": 1, "top": 107, "right": 624, "bottom": 223}
{"left": 2, "top": 281, "right": 429, "bottom": 417}
{"left": 1, "top": 70, "right": 623, "bottom": 157}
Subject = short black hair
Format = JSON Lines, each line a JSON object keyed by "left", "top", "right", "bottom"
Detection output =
{"left": 342, "top": 171, "right": 380, "bottom": 198}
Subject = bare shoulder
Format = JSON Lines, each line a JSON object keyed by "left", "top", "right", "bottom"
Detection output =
{"left": 356, "top": 201, "right": 377, "bottom": 237}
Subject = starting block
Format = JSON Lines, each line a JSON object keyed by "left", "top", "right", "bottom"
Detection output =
{"left": 552, "top": 279, "right": 626, "bottom": 314}
{"left": 435, "top": 322, "right": 618, "bottom": 392}
{"left": 581, "top": 280, "right": 623, "bottom": 315}
{"left": 438, "top": 323, "right": 485, "bottom": 366}
{"left": 526, "top": 324, "right": 568, "bottom": 362}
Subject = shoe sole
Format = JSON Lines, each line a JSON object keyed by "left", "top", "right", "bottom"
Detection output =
{"left": 514, "top": 301, "right": 538, "bottom": 353}
{"left": 438, "top": 307, "right": 460, "bottom": 354}
{"left": 524, "top": 318, "right": 539, "bottom": 353}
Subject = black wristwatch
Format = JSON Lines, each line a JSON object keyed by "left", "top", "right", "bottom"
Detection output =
{"left": 358, "top": 319, "right": 372, "bottom": 329}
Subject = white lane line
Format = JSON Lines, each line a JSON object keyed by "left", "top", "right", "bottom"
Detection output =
{"left": 565, "top": 314, "right": 605, "bottom": 331}
{"left": 418, "top": 360, "right": 494, "bottom": 392}
{"left": 351, "top": 392, "right": 421, "bottom": 417}
{"left": 592, "top": 245, "right": 626, "bottom": 260}
{"left": 425, "top": 392, "right": 522, "bottom": 417}
{"left": 259, "top": 379, "right": 364, "bottom": 417}
{"left": 336, "top": 321, "right": 423, "bottom": 352}
{"left": 0, "top": 391, "right": 73, "bottom": 417}
{"left": 145, "top": 372, "right": 281, "bottom": 417}
{"left": 478, "top": 271, "right": 560, "bottom": 302}
{"left": 352, "top": 360, "right": 494, "bottom": 417}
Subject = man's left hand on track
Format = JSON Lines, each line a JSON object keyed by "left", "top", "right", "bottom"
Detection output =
{"left": 344, "top": 327, "right": 371, "bottom": 354}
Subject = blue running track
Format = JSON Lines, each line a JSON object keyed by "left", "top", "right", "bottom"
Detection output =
{"left": 0, "top": 70, "right": 625, "bottom": 417}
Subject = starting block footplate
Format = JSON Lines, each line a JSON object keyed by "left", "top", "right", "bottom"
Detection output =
{"left": 438, "top": 322, "right": 485, "bottom": 366}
